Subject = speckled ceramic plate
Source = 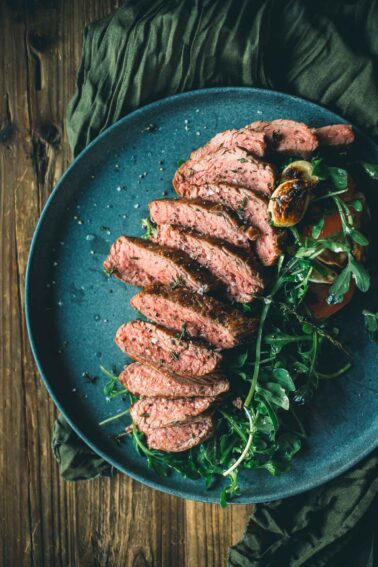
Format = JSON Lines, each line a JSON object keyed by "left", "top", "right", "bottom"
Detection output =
{"left": 25, "top": 88, "right": 378, "bottom": 503}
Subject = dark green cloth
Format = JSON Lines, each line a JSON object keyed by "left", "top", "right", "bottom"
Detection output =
{"left": 52, "top": 415, "right": 113, "bottom": 480}
{"left": 228, "top": 451, "right": 378, "bottom": 567}
{"left": 55, "top": 0, "right": 378, "bottom": 564}
{"left": 67, "top": 0, "right": 378, "bottom": 157}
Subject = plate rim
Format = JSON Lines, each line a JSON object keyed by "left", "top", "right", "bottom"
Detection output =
{"left": 25, "top": 86, "right": 378, "bottom": 504}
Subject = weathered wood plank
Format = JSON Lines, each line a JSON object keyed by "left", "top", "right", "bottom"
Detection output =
{"left": 0, "top": 2, "right": 253, "bottom": 566}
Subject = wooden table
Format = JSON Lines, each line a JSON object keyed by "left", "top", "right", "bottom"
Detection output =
{"left": 0, "top": 2, "right": 252, "bottom": 565}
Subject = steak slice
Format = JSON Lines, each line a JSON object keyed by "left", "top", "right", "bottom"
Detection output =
{"left": 149, "top": 198, "right": 258, "bottom": 253}
{"left": 154, "top": 225, "right": 264, "bottom": 303}
{"left": 315, "top": 124, "right": 355, "bottom": 147}
{"left": 190, "top": 128, "right": 267, "bottom": 160}
{"left": 146, "top": 414, "right": 215, "bottom": 452}
{"left": 247, "top": 119, "right": 319, "bottom": 157}
{"left": 119, "top": 362, "right": 230, "bottom": 398}
{"left": 103, "top": 235, "right": 215, "bottom": 294}
{"left": 131, "top": 285, "right": 257, "bottom": 349}
{"left": 174, "top": 181, "right": 282, "bottom": 266}
{"left": 130, "top": 396, "right": 215, "bottom": 434}
{"left": 115, "top": 320, "right": 222, "bottom": 377}
{"left": 173, "top": 147, "right": 275, "bottom": 196}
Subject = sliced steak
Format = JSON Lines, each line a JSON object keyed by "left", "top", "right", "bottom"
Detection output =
{"left": 103, "top": 236, "right": 215, "bottom": 294}
{"left": 131, "top": 396, "right": 215, "bottom": 434}
{"left": 190, "top": 128, "right": 267, "bottom": 160}
{"left": 174, "top": 181, "right": 282, "bottom": 266}
{"left": 146, "top": 414, "right": 215, "bottom": 452}
{"left": 115, "top": 320, "right": 222, "bottom": 377}
{"left": 119, "top": 362, "right": 230, "bottom": 398}
{"left": 173, "top": 147, "right": 275, "bottom": 196}
{"left": 131, "top": 285, "right": 257, "bottom": 349}
{"left": 315, "top": 124, "right": 355, "bottom": 147}
{"left": 247, "top": 119, "right": 319, "bottom": 157}
{"left": 153, "top": 225, "right": 264, "bottom": 303}
{"left": 149, "top": 198, "right": 258, "bottom": 253}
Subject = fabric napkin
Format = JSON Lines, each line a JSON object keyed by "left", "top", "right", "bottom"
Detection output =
{"left": 53, "top": 1, "right": 378, "bottom": 565}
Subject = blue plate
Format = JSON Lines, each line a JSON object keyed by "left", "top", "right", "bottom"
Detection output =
{"left": 25, "top": 88, "right": 378, "bottom": 503}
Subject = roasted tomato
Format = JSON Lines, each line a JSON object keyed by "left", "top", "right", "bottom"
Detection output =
{"left": 307, "top": 281, "right": 355, "bottom": 319}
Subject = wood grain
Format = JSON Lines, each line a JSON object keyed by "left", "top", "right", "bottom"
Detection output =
{"left": 0, "top": 2, "right": 253, "bottom": 565}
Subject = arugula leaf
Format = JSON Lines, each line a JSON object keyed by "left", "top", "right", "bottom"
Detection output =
{"left": 349, "top": 199, "right": 363, "bottom": 212}
{"left": 328, "top": 167, "right": 348, "bottom": 189}
{"left": 231, "top": 350, "right": 249, "bottom": 369}
{"left": 360, "top": 162, "right": 378, "bottom": 180}
{"left": 219, "top": 471, "right": 240, "bottom": 507}
{"left": 277, "top": 433, "right": 302, "bottom": 460}
{"left": 256, "top": 383, "right": 290, "bottom": 410}
{"left": 346, "top": 227, "right": 369, "bottom": 246}
{"left": 311, "top": 159, "right": 348, "bottom": 188}
{"left": 362, "top": 310, "right": 378, "bottom": 341}
{"left": 177, "top": 159, "right": 186, "bottom": 167}
{"left": 311, "top": 159, "right": 328, "bottom": 180}
{"left": 327, "top": 266, "right": 351, "bottom": 304}
{"left": 272, "top": 368, "right": 296, "bottom": 392}
{"left": 311, "top": 217, "right": 325, "bottom": 239}
{"left": 349, "top": 256, "right": 370, "bottom": 292}
{"left": 101, "top": 366, "right": 127, "bottom": 400}
{"left": 321, "top": 240, "right": 350, "bottom": 253}
{"left": 140, "top": 217, "right": 157, "bottom": 239}
{"left": 327, "top": 254, "right": 370, "bottom": 304}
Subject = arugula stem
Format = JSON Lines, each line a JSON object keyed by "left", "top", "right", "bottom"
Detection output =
{"left": 259, "top": 355, "right": 278, "bottom": 364}
{"left": 223, "top": 407, "right": 254, "bottom": 476}
{"left": 99, "top": 408, "right": 130, "bottom": 426}
{"left": 338, "top": 197, "right": 354, "bottom": 224}
{"left": 132, "top": 423, "right": 156, "bottom": 457}
{"left": 244, "top": 300, "right": 271, "bottom": 408}
{"left": 220, "top": 439, "right": 240, "bottom": 464}
{"left": 108, "top": 389, "right": 128, "bottom": 399}
{"left": 100, "top": 366, "right": 118, "bottom": 381}
{"left": 219, "top": 410, "right": 248, "bottom": 443}
{"left": 313, "top": 189, "right": 347, "bottom": 202}
{"left": 307, "top": 332, "right": 319, "bottom": 394}
{"left": 317, "top": 363, "right": 352, "bottom": 379}
{"left": 333, "top": 196, "right": 354, "bottom": 234}
{"left": 244, "top": 257, "right": 301, "bottom": 409}
{"left": 289, "top": 406, "right": 307, "bottom": 439}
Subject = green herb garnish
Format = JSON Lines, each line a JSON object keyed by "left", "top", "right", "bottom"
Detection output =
{"left": 359, "top": 162, "right": 378, "bottom": 180}
{"left": 362, "top": 310, "right": 378, "bottom": 341}
{"left": 140, "top": 217, "right": 157, "bottom": 239}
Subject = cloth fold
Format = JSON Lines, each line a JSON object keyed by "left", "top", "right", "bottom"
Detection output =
{"left": 228, "top": 451, "right": 378, "bottom": 566}
{"left": 67, "top": 0, "right": 378, "bottom": 156}
{"left": 58, "top": 1, "right": 378, "bottom": 565}
{"left": 52, "top": 415, "right": 113, "bottom": 480}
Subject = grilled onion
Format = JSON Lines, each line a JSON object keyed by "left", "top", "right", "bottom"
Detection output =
{"left": 281, "top": 160, "right": 318, "bottom": 184}
{"left": 268, "top": 179, "right": 312, "bottom": 227}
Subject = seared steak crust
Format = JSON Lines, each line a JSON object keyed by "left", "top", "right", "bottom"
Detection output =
{"left": 119, "top": 362, "right": 230, "bottom": 398}
{"left": 149, "top": 198, "right": 259, "bottom": 253}
{"left": 190, "top": 128, "right": 267, "bottom": 160}
{"left": 173, "top": 182, "right": 282, "bottom": 266}
{"left": 315, "top": 124, "right": 355, "bottom": 146}
{"left": 154, "top": 224, "right": 264, "bottom": 302}
{"left": 146, "top": 414, "right": 215, "bottom": 452}
{"left": 131, "top": 285, "right": 257, "bottom": 349}
{"left": 174, "top": 147, "right": 275, "bottom": 196}
{"left": 115, "top": 320, "right": 222, "bottom": 377}
{"left": 248, "top": 119, "right": 319, "bottom": 157}
{"left": 103, "top": 235, "right": 215, "bottom": 293}
{"left": 130, "top": 396, "right": 215, "bottom": 433}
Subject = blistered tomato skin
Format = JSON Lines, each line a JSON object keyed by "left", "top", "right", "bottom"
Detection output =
{"left": 307, "top": 281, "right": 356, "bottom": 319}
